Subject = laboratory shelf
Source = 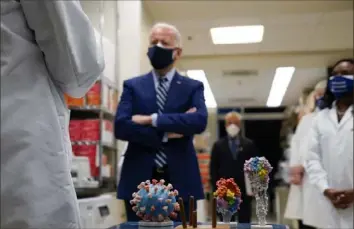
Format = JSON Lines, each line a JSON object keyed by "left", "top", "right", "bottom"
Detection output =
{"left": 69, "top": 105, "right": 115, "bottom": 118}
{"left": 68, "top": 80, "right": 119, "bottom": 190}
{"left": 71, "top": 140, "right": 117, "bottom": 151}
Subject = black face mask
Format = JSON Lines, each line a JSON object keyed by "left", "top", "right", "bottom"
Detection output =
{"left": 147, "top": 45, "right": 175, "bottom": 70}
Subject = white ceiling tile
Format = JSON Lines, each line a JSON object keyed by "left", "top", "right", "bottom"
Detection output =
{"left": 262, "top": 13, "right": 323, "bottom": 26}
{"left": 319, "top": 10, "right": 354, "bottom": 25}
{"left": 212, "top": 44, "right": 261, "bottom": 55}
{"left": 259, "top": 26, "right": 311, "bottom": 52}
{"left": 308, "top": 24, "right": 354, "bottom": 50}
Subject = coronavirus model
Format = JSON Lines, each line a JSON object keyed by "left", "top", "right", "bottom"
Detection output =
{"left": 130, "top": 179, "right": 180, "bottom": 227}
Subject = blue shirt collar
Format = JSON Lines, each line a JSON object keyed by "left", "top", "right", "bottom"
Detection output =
{"left": 152, "top": 68, "right": 176, "bottom": 83}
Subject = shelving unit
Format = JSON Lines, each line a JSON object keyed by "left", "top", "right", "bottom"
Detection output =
{"left": 193, "top": 133, "right": 212, "bottom": 196}
{"left": 67, "top": 76, "right": 119, "bottom": 196}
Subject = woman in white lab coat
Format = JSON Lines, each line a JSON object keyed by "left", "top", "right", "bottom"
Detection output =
{"left": 305, "top": 58, "right": 353, "bottom": 229}
{"left": 284, "top": 80, "right": 327, "bottom": 229}
{"left": 1, "top": 1, "right": 104, "bottom": 228}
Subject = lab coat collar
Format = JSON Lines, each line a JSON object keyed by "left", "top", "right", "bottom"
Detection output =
{"left": 329, "top": 102, "right": 353, "bottom": 129}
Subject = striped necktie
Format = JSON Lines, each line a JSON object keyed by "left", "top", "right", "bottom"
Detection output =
{"left": 155, "top": 77, "right": 168, "bottom": 168}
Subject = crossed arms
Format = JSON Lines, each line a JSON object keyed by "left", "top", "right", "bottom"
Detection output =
{"left": 114, "top": 80, "right": 208, "bottom": 149}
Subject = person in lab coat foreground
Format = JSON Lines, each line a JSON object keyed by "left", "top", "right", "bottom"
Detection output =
{"left": 284, "top": 80, "right": 327, "bottom": 229}
{"left": 305, "top": 58, "right": 353, "bottom": 229}
{"left": 1, "top": 1, "right": 104, "bottom": 228}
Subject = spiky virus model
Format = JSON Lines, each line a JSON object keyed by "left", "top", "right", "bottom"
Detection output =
{"left": 130, "top": 179, "right": 180, "bottom": 223}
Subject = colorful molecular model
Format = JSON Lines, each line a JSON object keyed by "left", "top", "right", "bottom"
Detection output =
{"left": 244, "top": 157, "right": 273, "bottom": 227}
{"left": 213, "top": 178, "right": 242, "bottom": 215}
{"left": 130, "top": 179, "right": 180, "bottom": 222}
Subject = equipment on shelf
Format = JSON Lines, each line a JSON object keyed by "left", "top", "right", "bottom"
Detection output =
{"left": 66, "top": 77, "right": 119, "bottom": 187}
{"left": 71, "top": 156, "right": 99, "bottom": 188}
{"left": 78, "top": 194, "right": 117, "bottom": 229}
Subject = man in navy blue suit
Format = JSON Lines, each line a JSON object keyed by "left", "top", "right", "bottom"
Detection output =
{"left": 115, "top": 22, "right": 208, "bottom": 222}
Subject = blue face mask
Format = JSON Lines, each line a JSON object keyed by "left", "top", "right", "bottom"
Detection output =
{"left": 147, "top": 45, "right": 175, "bottom": 70}
{"left": 328, "top": 75, "right": 353, "bottom": 99}
{"left": 315, "top": 96, "right": 326, "bottom": 110}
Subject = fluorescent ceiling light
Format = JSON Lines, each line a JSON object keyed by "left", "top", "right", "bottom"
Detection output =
{"left": 210, "top": 25, "right": 264, "bottom": 44}
{"left": 186, "top": 70, "right": 217, "bottom": 108}
{"left": 266, "top": 67, "right": 295, "bottom": 107}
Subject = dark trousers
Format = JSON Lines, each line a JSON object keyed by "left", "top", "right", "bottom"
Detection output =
{"left": 124, "top": 166, "right": 196, "bottom": 222}
{"left": 298, "top": 220, "right": 317, "bottom": 229}
{"left": 238, "top": 196, "right": 252, "bottom": 223}
{"left": 218, "top": 196, "right": 252, "bottom": 223}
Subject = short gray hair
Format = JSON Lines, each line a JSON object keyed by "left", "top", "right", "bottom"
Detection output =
{"left": 225, "top": 111, "right": 242, "bottom": 121}
{"left": 150, "top": 22, "right": 182, "bottom": 47}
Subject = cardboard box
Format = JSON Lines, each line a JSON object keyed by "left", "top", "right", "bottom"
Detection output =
{"left": 110, "top": 88, "right": 118, "bottom": 113}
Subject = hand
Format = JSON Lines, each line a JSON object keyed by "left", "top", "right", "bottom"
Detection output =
{"left": 290, "top": 165, "right": 304, "bottom": 175}
{"left": 186, "top": 107, "right": 197, "bottom": 113}
{"left": 289, "top": 165, "right": 304, "bottom": 185}
{"left": 167, "top": 133, "right": 184, "bottom": 139}
{"left": 165, "top": 108, "right": 195, "bottom": 139}
{"left": 335, "top": 189, "right": 354, "bottom": 206}
{"left": 290, "top": 174, "right": 303, "bottom": 185}
{"left": 324, "top": 189, "right": 348, "bottom": 209}
{"left": 132, "top": 115, "right": 152, "bottom": 125}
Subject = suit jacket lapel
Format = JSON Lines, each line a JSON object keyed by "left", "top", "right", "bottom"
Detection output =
{"left": 164, "top": 72, "right": 184, "bottom": 112}
{"left": 143, "top": 72, "right": 158, "bottom": 113}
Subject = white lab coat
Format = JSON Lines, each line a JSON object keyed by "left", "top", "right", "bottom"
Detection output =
{"left": 305, "top": 105, "right": 353, "bottom": 229}
{"left": 1, "top": 1, "right": 104, "bottom": 228}
{"left": 284, "top": 113, "right": 315, "bottom": 220}
{"left": 299, "top": 113, "right": 326, "bottom": 228}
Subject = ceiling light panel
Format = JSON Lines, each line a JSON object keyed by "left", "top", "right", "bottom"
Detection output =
{"left": 266, "top": 67, "right": 295, "bottom": 107}
{"left": 186, "top": 70, "right": 217, "bottom": 108}
{"left": 210, "top": 25, "right": 264, "bottom": 45}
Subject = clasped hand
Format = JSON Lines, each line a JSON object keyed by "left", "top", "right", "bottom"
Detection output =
{"left": 131, "top": 107, "right": 197, "bottom": 139}
{"left": 289, "top": 165, "right": 304, "bottom": 185}
{"left": 324, "top": 188, "right": 354, "bottom": 209}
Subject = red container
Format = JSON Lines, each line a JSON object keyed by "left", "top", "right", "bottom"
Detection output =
{"left": 90, "top": 162, "right": 99, "bottom": 177}
{"left": 82, "top": 119, "right": 100, "bottom": 131}
{"left": 86, "top": 82, "right": 101, "bottom": 106}
{"left": 69, "top": 120, "right": 82, "bottom": 141}
{"left": 81, "top": 129, "right": 100, "bottom": 141}
{"left": 71, "top": 145, "right": 79, "bottom": 155}
{"left": 75, "top": 145, "right": 99, "bottom": 177}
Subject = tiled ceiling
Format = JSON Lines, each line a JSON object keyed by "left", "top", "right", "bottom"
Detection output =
{"left": 144, "top": 0, "right": 353, "bottom": 107}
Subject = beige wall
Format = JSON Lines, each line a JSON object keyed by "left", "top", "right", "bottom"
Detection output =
{"left": 140, "top": 4, "right": 154, "bottom": 74}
